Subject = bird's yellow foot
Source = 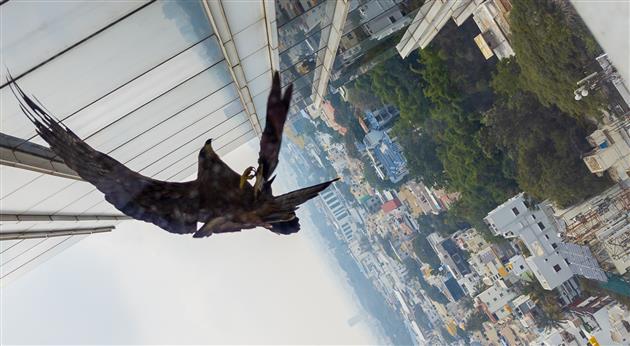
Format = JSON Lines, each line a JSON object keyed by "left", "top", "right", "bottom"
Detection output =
{"left": 240, "top": 166, "right": 256, "bottom": 190}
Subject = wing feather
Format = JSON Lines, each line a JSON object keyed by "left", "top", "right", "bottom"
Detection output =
{"left": 257, "top": 72, "right": 292, "bottom": 188}
{"left": 10, "top": 81, "right": 199, "bottom": 235}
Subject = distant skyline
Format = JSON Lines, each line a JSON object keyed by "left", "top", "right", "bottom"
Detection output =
{"left": 1, "top": 140, "right": 380, "bottom": 345}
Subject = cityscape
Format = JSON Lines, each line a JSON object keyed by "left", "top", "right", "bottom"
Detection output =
{"left": 2, "top": 0, "right": 630, "bottom": 345}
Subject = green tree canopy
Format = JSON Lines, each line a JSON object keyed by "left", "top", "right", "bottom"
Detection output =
{"left": 509, "top": 0, "right": 603, "bottom": 119}
{"left": 412, "top": 235, "right": 441, "bottom": 269}
{"left": 487, "top": 60, "right": 611, "bottom": 207}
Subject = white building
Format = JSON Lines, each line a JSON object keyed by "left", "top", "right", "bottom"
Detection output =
{"left": 485, "top": 193, "right": 606, "bottom": 291}
{"left": 453, "top": 227, "right": 489, "bottom": 253}
{"left": 571, "top": 1, "right": 630, "bottom": 91}
{"left": 469, "top": 246, "right": 509, "bottom": 285}
{"left": 458, "top": 272, "right": 483, "bottom": 297}
{"left": 357, "top": 251, "right": 380, "bottom": 278}
{"left": 475, "top": 284, "right": 517, "bottom": 322}
{"left": 533, "top": 327, "right": 581, "bottom": 346}
{"left": 359, "top": 0, "right": 413, "bottom": 41}
{"left": 506, "top": 254, "right": 530, "bottom": 278}
{"left": 582, "top": 119, "right": 630, "bottom": 183}
{"left": 484, "top": 194, "right": 574, "bottom": 289}
{"left": 319, "top": 187, "right": 362, "bottom": 243}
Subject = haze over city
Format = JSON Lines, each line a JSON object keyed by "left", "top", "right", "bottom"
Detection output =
{"left": 1, "top": 0, "right": 630, "bottom": 345}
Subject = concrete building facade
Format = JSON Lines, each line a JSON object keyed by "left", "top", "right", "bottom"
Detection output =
{"left": 396, "top": 0, "right": 514, "bottom": 60}
{"left": 582, "top": 118, "right": 630, "bottom": 183}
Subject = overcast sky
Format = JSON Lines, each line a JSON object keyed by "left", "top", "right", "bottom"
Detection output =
{"left": 0, "top": 140, "right": 380, "bottom": 345}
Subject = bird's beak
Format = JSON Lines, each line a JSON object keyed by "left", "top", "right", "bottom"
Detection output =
{"left": 203, "top": 139, "right": 215, "bottom": 154}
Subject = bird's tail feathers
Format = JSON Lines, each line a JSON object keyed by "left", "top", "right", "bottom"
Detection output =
{"left": 263, "top": 178, "right": 339, "bottom": 221}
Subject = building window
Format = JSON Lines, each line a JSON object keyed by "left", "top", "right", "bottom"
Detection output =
{"left": 388, "top": 16, "right": 396, "bottom": 24}
{"left": 552, "top": 243, "right": 558, "bottom": 249}
{"left": 511, "top": 207, "right": 520, "bottom": 216}
{"left": 538, "top": 222, "right": 546, "bottom": 230}
{"left": 553, "top": 264, "right": 562, "bottom": 272}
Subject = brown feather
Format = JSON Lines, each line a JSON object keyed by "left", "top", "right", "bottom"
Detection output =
{"left": 10, "top": 81, "right": 200, "bottom": 235}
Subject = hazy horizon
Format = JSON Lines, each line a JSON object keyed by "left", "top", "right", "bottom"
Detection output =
{"left": 1, "top": 141, "right": 382, "bottom": 345}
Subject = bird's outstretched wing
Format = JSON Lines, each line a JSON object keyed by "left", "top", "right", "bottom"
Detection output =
{"left": 255, "top": 71, "right": 292, "bottom": 194}
{"left": 10, "top": 81, "right": 199, "bottom": 235}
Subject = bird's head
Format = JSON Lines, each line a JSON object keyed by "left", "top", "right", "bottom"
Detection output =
{"left": 199, "top": 139, "right": 217, "bottom": 160}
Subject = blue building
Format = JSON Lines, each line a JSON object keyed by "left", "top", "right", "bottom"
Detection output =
{"left": 444, "top": 276, "right": 466, "bottom": 301}
{"left": 363, "top": 130, "right": 409, "bottom": 183}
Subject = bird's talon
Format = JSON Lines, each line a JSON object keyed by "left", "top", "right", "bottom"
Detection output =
{"left": 239, "top": 166, "right": 257, "bottom": 190}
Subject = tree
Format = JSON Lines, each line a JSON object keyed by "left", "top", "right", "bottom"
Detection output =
{"left": 509, "top": 0, "right": 604, "bottom": 119}
{"left": 353, "top": 52, "right": 430, "bottom": 127}
{"left": 440, "top": 326, "right": 459, "bottom": 344}
{"left": 403, "top": 257, "right": 424, "bottom": 279}
{"left": 416, "top": 212, "right": 469, "bottom": 237}
{"left": 536, "top": 309, "right": 566, "bottom": 332}
{"left": 404, "top": 257, "right": 451, "bottom": 305}
{"left": 347, "top": 4, "right": 608, "bottom": 243}
{"left": 391, "top": 125, "right": 447, "bottom": 188}
{"left": 412, "top": 235, "right": 441, "bottom": 269}
{"left": 423, "top": 282, "right": 449, "bottom": 305}
{"left": 521, "top": 274, "right": 567, "bottom": 331}
{"left": 358, "top": 234, "right": 371, "bottom": 252}
{"left": 346, "top": 86, "right": 382, "bottom": 112}
{"left": 487, "top": 60, "right": 611, "bottom": 207}
{"left": 578, "top": 276, "right": 630, "bottom": 311}
{"left": 326, "top": 92, "right": 366, "bottom": 141}
{"left": 461, "top": 297, "right": 474, "bottom": 311}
